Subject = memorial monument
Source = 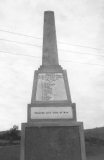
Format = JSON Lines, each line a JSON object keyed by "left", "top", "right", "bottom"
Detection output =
{"left": 20, "top": 11, "right": 86, "bottom": 160}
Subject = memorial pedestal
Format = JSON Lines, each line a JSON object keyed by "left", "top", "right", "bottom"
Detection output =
{"left": 20, "top": 122, "right": 86, "bottom": 160}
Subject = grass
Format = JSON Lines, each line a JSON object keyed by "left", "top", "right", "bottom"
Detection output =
{"left": 0, "top": 146, "right": 20, "bottom": 160}
{"left": 87, "top": 155, "right": 104, "bottom": 160}
{"left": 0, "top": 143, "right": 104, "bottom": 160}
{"left": 86, "top": 143, "right": 104, "bottom": 157}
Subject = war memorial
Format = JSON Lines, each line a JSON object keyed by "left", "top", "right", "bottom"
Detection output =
{"left": 20, "top": 11, "right": 86, "bottom": 160}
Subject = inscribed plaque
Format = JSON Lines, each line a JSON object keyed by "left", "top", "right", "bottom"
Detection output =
{"left": 31, "top": 107, "right": 73, "bottom": 119}
{"left": 36, "top": 73, "right": 67, "bottom": 101}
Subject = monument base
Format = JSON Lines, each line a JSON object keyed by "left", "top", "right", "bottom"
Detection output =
{"left": 20, "top": 121, "right": 86, "bottom": 160}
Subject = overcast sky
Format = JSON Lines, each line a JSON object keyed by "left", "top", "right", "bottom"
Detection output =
{"left": 0, "top": 0, "right": 104, "bottom": 131}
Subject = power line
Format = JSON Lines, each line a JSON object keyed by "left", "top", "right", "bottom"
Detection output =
{"left": 0, "top": 29, "right": 104, "bottom": 51}
{"left": 61, "top": 59, "right": 104, "bottom": 67}
{"left": 58, "top": 41, "right": 104, "bottom": 51}
{"left": 0, "top": 29, "right": 41, "bottom": 39}
{"left": 0, "top": 38, "right": 104, "bottom": 58}
{"left": 0, "top": 50, "right": 41, "bottom": 58}
{"left": 59, "top": 49, "right": 104, "bottom": 58}
{"left": 0, "top": 38, "right": 41, "bottom": 48}
{"left": 0, "top": 50, "right": 104, "bottom": 67}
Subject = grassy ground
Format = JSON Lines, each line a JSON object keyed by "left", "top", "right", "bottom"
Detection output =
{"left": 0, "top": 146, "right": 20, "bottom": 160}
{"left": 86, "top": 143, "right": 104, "bottom": 160}
{"left": 0, "top": 143, "right": 104, "bottom": 160}
{"left": 87, "top": 154, "right": 104, "bottom": 160}
{"left": 86, "top": 143, "right": 104, "bottom": 156}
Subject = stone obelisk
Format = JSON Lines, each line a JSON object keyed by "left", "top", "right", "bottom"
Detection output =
{"left": 20, "top": 11, "right": 86, "bottom": 160}
{"left": 42, "top": 11, "right": 59, "bottom": 65}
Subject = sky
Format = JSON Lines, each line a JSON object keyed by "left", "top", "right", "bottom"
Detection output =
{"left": 0, "top": 0, "right": 104, "bottom": 130}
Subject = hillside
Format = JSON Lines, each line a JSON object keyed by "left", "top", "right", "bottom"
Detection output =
{"left": 0, "top": 126, "right": 104, "bottom": 140}
{"left": 0, "top": 126, "right": 104, "bottom": 147}
{"left": 85, "top": 127, "right": 104, "bottom": 140}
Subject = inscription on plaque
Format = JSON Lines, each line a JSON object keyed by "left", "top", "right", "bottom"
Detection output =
{"left": 31, "top": 107, "right": 73, "bottom": 119}
{"left": 36, "top": 73, "right": 67, "bottom": 101}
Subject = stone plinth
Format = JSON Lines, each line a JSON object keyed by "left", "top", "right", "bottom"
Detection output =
{"left": 20, "top": 122, "right": 86, "bottom": 160}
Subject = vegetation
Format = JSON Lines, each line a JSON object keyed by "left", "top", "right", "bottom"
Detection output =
{"left": 0, "top": 125, "right": 104, "bottom": 147}
{"left": 0, "top": 125, "right": 20, "bottom": 146}
{"left": 84, "top": 127, "right": 104, "bottom": 146}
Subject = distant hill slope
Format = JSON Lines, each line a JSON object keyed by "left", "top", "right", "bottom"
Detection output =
{"left": 0, "top": 127, "right": 104, "bottom": 141}
{"left": 85, "top": 127, "right": 104, "bottom": 140}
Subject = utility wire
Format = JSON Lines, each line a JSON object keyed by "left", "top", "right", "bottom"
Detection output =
{"left": 0, "top": 29, "right": 104, "bottom": 51}
{"left": 0, "top": 38, "right": 104, "bottom": 58}
{"left": 0, "top": 29, "right": 41, "bottom": 39}
{"left": 58, "top": 41, "right": 104, "bottom": 51}
{"left": 0, "top": 50, "right": 104, "bottom": 67}
{"left": 0, "top": 38, "right": 41, "bottom": 48}
{"left": 59, "top": 49, "right": 104, "bottom": 58}
{"left": 0, "top": 50, "right": 41, "bottom": 58}
{"left": 61, "top": 59, "right": 104, "bottom": 66}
